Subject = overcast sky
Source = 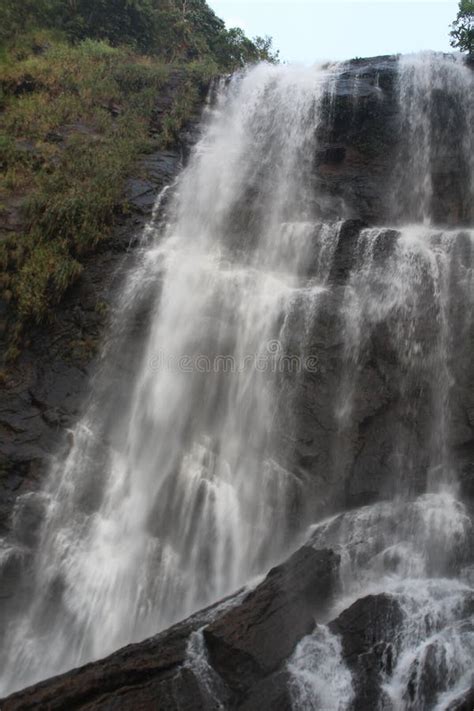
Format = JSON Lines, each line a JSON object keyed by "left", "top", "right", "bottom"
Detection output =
{"left": 208, "top": 0, "right": 460, "bottom": 63}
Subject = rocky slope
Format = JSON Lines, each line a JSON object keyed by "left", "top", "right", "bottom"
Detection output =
{"left": 2, "top": 544, "right": 473, "bottom": 710}
{"left": 1, "top": 547, "right": 339, "bottom": 710}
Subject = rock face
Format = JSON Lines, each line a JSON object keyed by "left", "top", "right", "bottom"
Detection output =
{"left": 274, "top": 223, "right": 474, "bottom": 516}
{"left": 204, "top": 547, "right": 339, "bottom": 700}
{"left": 315, "top": 57, "right": 399, "bottom": 225}
{"left": 314, "top": 56, "right": 473, "bottom": 227}
{"left": 447, "top": 686, "right": 474, "bottom": 711}
{"left": 3, "top": 545, "right": 472, "bottom": 710}
{"left": 329, "top": 594, "right": 403, "bottom": 711}
{"left": 1, "top": 547, "right": 339, "bottom": 710}
{"left": 0, "top": 83, "right": 203, "bottom": 540}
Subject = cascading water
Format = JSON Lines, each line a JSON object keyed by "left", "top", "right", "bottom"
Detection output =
{"left": 0, "top": 52, "right": 473, "bottom": 708}
{"left": 287, "top": 54, "right": 474, "bottom": 710}
{"left": 393, "top": 53, "right": 474, "bottom": 226}
{"left": 0, "top": 63, "right": 342, "bottom": 694}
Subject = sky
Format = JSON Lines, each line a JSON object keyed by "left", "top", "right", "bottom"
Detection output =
{"left": 208, "top": 0, "right": 460, "bottom": 63}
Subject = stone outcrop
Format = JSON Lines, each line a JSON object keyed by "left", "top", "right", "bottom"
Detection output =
{"left": 447, "top": 686, "right": 474, "bottom": 711}
{"left": 314, "top": 56, "right": 473, "bottom": 227}
{"left": 315, "top": 57, "right": 399, "bottom": 225}
{"left": 3, "top": 544, "right": 472, "bottom": 710}
{"left": 1, "top": 546, "right": 339, "bottom": 710}
{"left": 204, "top": 547, "right": 339, "bottom": 700}
{"left": 329, "top": 594, "right": 403, "bottom": 711}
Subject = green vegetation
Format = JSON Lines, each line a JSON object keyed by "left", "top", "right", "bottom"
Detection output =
{"left": 0, "top": 1, "right": 279, "bottom": 68}
{"left": 450, "top": 0, "right": 474, "bottom": 56}
{"left": 0, "top": 2, "right": 278, "bottom": 359}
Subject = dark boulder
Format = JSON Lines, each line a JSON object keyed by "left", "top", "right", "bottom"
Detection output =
{"left": 329, "top": 593, "right": 403, "bottom": 711}
{"left": 327, "top": 219, "right": 367, "bottom": 285}
{"left": 204, "top": 547, "right": 340, "bottom": 698}
{"left": 446, "top": 686, "right": 474, "bottom": 710}
{"left": 1, "top": 608, "right": 214, "bottom": 711}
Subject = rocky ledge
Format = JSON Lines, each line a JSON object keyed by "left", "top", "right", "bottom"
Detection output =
{"left": 2, "top": 542, "right": 473, "bottom": 710}
{"left": 1, "top": 546, "right": 339, "bottom": 710}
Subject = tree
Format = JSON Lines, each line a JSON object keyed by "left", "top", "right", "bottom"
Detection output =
{"left": 0, "top": 0, "right": 156, "bottom": 49}
{"left": 61, "top": 0, "right": 156, "bottom": 50}
{"left": 0, "top": 0, "right": 60, "bottom": 41}
{"left": 450, "top": 0, "right": 474, "bottom": 57}
{"left": 253, "top": 35, "right": 280, "bottom": 64}
{"left": 0, "top": 0, "right": 279, "bottom": 72}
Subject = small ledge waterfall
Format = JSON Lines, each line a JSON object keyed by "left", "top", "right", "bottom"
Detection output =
{"left": 0, "top": 54, "right": 473, "bottom": 708}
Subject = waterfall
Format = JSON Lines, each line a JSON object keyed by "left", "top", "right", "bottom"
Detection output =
{"left": 393, "top": 53, "right": 474, "bottom": 225}
{"left": 0, "top": 63, "right": 342, "bottom": 694}
{"left": 287, "top": 54, "right": 474, "bottom": 709}
{"left": 1, "top": 53, "right": 473, "bottom": 707}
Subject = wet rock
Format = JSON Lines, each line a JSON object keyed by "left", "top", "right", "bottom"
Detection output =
{"left": 141, "top": 151, "right": 181, "bottom": 183}
{"left": 0, "top": 544, "right": 31, "bottom": 601}
{"left": 0, "top": 610, "right": 209, "bottom": 711}
{"left": 204, "top": 547, "right": 340, "bottom": 698}
{"left": 125, "top": 178, "right": 157, "bottom": 214}
{"left": 446, "top": 685, "right": 474, "bottom": 710}
{"left": 403, "top": 641, "right": 454, "bottom": 709}
{"left": 315, "top": 57, "right": 398, "bottom": 224}
{"left": 328, "top": 219, "right": 367, "bottom": 285}
{"left": 0, "top": 544, "right": 33, "bottom": 633}
{"left": 11, "top": 492, "right": 47, "bottom": 548}
{"left": 329, "top": 593, "right": 403, "bottom": 711}
{"left": 315, "top": 144, "right": 346, "bottom": 166}
{"left": 237, "top": 671, "right": 292, "bottom": 711}
{"left": 1, "top": 545, "right": 339, "bottom": 710}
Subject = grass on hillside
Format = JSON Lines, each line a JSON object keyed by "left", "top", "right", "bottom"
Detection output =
{"left": 0, "top": 30, "right": 215, "bottom": 359}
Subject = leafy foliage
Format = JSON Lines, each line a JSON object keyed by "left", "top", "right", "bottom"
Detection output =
{"left": 450, "top": 0, "right": 474, "bottom": 56}
{"left": 0, "top": 1, "right": 278, "bottom": 357}
{"left": 0, "top": 0, "right": 278, "bottom": 71}
{"left": 0, "top": 36, "right": 209, "bottom": 334}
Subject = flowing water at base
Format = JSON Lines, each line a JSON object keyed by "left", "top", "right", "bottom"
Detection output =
{"left": 288, "top": 492, "right": 473, "bottom": 708}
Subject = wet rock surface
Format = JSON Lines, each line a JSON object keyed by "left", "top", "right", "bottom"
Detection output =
{"left": 314, "top": 56, "right": 399, "bottom": 225}
{"left": 1, "top": 546, "right": 339, "bottom": 711}
{"left": 5, "top": 542, "right": 468, "bottom": 711}
{"left": 204, "top": 547, "right": 339, "bottom": 699}
{"left": 447, "top": 686, "right": 474, "bottom": 710}
{"left": 314, "top": 56, "right": 473, "bottom": 227}
{"left": 329, "top": 594, "right": 403, "bottom": 711}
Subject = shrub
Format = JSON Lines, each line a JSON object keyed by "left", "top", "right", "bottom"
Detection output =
{"left": 450, "top": 0, "right": 474, "bottom": 56}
